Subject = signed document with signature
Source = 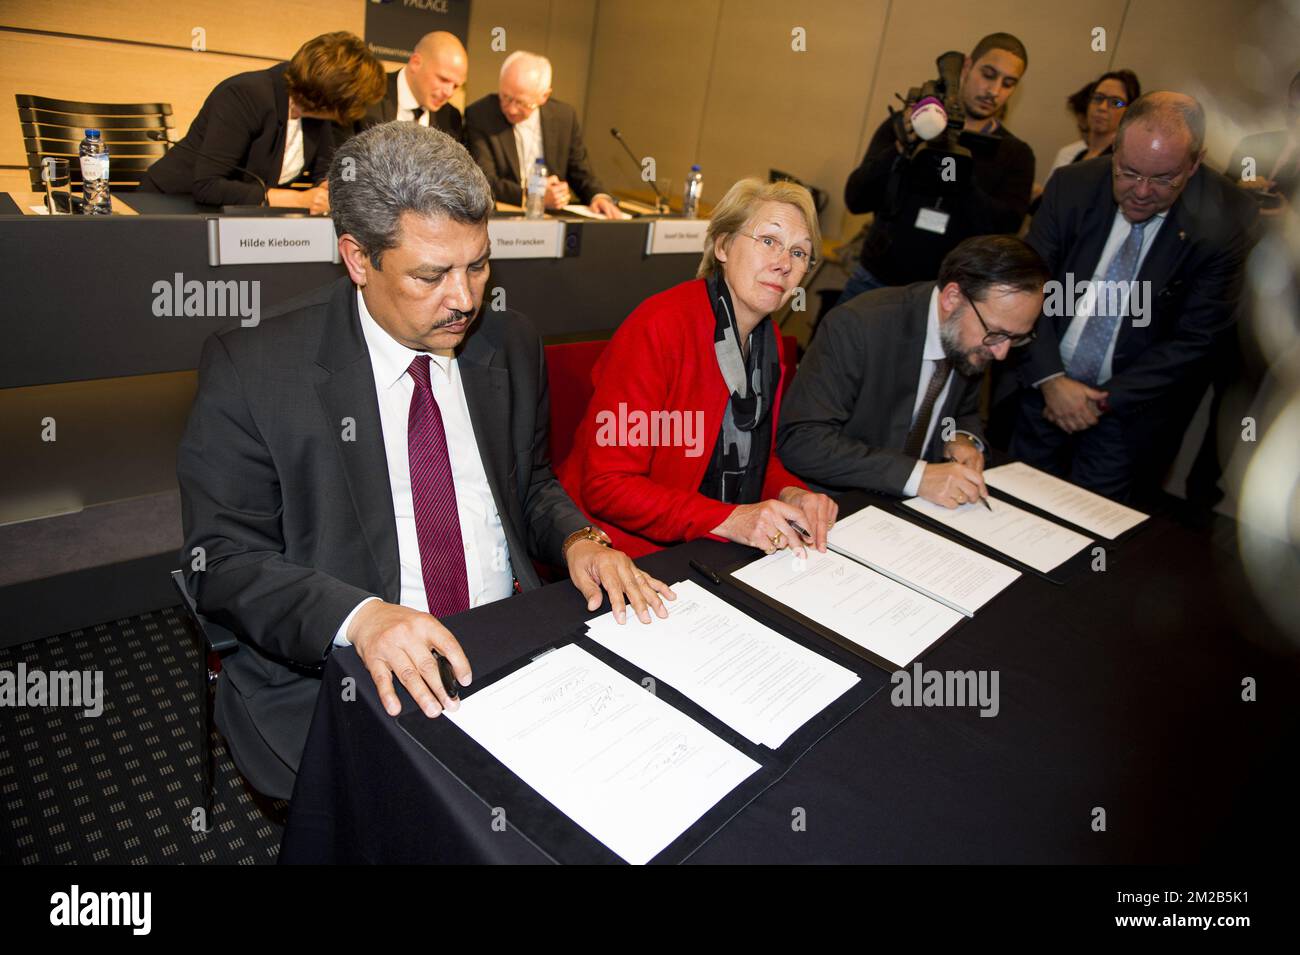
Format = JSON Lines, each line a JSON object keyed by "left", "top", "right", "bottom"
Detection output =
{"left": 444, "top": 643, "right": 759, "bottom": 864}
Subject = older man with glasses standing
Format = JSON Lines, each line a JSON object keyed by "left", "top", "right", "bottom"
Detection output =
{"left": 777, "top": 235, "right": 1047, "bottom": 509}
{"left": 1009, "top": 92, "right": 1258, "bottom": 505}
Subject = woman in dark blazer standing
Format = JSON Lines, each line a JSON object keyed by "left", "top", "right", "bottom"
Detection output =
{"left": 142, "top": 31, "right": 384, "bottom": 211}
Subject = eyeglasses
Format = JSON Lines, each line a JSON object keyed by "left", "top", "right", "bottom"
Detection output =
{"left": 740, "top": 232, "right": 815, "bottom": 271}
{"left": 500, "top": 93, "right": 541, "bottom": 112}
{"left": 964, "top": 291, "right": 1035, "bottom": 347}
{"left": 1112, "top": 159, "right": 1185, "bottom": 191}
{"left": 1090, "top": 93, "right": 1128, "bottom": 109}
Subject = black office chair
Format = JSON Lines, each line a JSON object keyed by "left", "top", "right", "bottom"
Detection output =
{"left": 169, "top": 569, "right": 238, "bottom": 825}
{"left": 16, "top": 94, "right": 173, "bottom": 192}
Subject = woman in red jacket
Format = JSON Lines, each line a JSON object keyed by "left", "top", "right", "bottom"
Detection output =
{"left": 559, "top": 178, "right": 838, "bottom": 559}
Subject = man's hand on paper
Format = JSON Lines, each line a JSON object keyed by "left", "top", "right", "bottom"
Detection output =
{"left": 347, "top": 600, "right": 471, "bottom": 719}
{"left": 919, "top": 461, "right": 988, "bottom": 509}
{"left": 566, "top": 540, "right": 675, "bottom": 626}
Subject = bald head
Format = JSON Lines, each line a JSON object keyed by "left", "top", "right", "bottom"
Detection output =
{"left": 406, "top": 31, "right": 467, "bottom": 112}
{"left": 1116, "top": 91, "right": 1206, "bottom": 158}
{"left": 498, "top": 51, "right": 553, "bottom": 125}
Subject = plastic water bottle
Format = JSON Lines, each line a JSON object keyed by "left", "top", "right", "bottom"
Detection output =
{"left": 525, "top": 158, "right": 547, "bottom": 219}
{"left": 682, "top": 164, "right": 703, "bottom": 218}
{"left": 79, "top": 129, "right": 111, "bottom": 215}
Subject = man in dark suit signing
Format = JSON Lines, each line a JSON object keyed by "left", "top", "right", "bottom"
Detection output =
{"left": 464, "top": 50, "right": 625, "bottom": 218}
{"left": 1009, "top": 92, "right": 1258, "bottom": 503}
{"left": 178, "top": 123, "right": 673, "bottom": 800}
{"left": 777, "top": 236, "right": 1047, "bottom": 508}
{"left": 356, "top": 31, "right": 468, "bottom": 140}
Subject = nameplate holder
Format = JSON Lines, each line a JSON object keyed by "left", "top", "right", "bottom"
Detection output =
{"left": 645, "top": 219, "right": 708, "bottom": 255}
{"left": 207, "top": 217, "right": 340, "bottom": 266}
{"left": 489, "top": 219, "right": 566, "bottom": 259}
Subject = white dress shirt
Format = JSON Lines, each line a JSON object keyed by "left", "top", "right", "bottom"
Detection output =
{"left": 277, "top": 114, "right": 305, "bottom": 185}
{"left": 334, "top": 290, "right": 514, "bottom": 645}
{"left": 513, "top": 108, "right": 544, "bottom": 191}
{"left": 396, "top": 67, "right": 430, "bottom": 125}
{"left": 1043, "top": 207, "right": 1168, "bottom": 387}
{"left": 902, "top": 288, "right": 983, "bottom": 497}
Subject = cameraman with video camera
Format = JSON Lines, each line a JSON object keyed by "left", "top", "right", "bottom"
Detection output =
{"left": 838, "top": 33, "right": 1035, "bottom": 304}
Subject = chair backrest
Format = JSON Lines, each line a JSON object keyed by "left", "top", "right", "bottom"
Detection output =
{"left": 544, "top": 339, "right": 609, "bottom": 470}
{"left": 16, "top": 94, "right": 173, "bottom": 192}
{"left": 544, "top": 334, "right": 800, "bottom": 470}
{"left": 169, "top": 569, "right": 239, "bottom": 655}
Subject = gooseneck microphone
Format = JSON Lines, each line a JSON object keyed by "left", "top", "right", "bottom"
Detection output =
{"left": 610, "top": 127, "right": 669, "bottom": 214}
{"left": 147, "top": 130, "right": 269, "bottom": 206}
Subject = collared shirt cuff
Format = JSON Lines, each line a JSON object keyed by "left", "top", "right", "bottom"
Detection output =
{"left": 1032, "top": 371, "right": 1066, "bottom": 388}
{"left": 902, "top": 459, "right": 926, "bottom": 498}
{"left": 333, "top": 596, "right": 381, "bottom": 648}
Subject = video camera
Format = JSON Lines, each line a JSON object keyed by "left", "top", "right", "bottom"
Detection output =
{"left": 890, "top": 50, "right": 975, "bottom": 191}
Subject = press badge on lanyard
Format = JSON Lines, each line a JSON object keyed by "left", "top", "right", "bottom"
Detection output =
{"left": 915, "top": 207, "right": 950, "bottom": 234}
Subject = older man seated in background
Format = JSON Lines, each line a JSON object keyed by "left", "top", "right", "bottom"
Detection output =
{"left": 464, "top": 50, "right": 624, "bottom": 218}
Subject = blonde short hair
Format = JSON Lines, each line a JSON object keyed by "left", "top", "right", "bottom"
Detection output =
{"left": 697, "top": 178, "right": 821, "bottom": 280}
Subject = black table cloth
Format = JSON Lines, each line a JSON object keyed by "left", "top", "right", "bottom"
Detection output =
{"left": 279, "top": 494, "right": 1298, "bottom": 863}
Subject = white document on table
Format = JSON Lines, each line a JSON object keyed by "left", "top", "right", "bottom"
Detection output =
{"left": 902, "top": 496, "right": 1093, "bottom": 573}
{"left": 585, "top": 578, "right": 859, "bottom": 749}
{"left": 731, "top": 550, "right": 963, "bottom": 669}
{"left": 827, "top": 506, "right": 1021, "bottom": 616}
{"left": 984, "top": 461, "right": 1148, "bottom": 539}
{"left": 444, "top": 643, "right": 759, "bottom": 865}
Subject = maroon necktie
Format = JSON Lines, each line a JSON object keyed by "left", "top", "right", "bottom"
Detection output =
{"left": 407, "top": 355, "right": 470, "bottom": 617}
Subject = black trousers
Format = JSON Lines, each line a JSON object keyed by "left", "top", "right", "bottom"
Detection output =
{"left": 1009, "top": 387, "right": 1197, "bottom": 505}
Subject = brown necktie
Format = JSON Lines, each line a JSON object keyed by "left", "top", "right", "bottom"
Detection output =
{"left": 903, "top": 358, "right": 951, "bottom": 459}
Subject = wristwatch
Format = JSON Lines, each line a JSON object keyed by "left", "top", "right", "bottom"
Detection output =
{"left": 562, "top": 525, "right": 612, "bottom": 562}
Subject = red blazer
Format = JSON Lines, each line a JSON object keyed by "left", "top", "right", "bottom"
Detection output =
{"left": 558, "top": 278, "right": 806, "bottom": 557}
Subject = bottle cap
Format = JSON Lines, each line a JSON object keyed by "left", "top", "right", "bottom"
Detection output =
{"left": 86, "top": 128, "right": 101, "bottom": 138}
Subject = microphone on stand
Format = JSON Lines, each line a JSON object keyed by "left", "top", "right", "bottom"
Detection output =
{"left": 610, "top": 127, "right": 669, "bottom": 215}
{"left": 147, "top": 130, "right": 270, "bottom": 206}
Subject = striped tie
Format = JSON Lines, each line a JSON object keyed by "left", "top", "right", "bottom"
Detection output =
{"left": 904, "top": 358, "right": 951, "bottom": 459}
{"left": 1067, "top": 218, "right": 1147, "bottom": 385}
{"left": 407, "top": 355, "right": 470, "bottom": 618}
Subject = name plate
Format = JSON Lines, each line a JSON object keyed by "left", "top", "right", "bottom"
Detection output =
{"left": 207, "top": 217, "right": 340, "bottom": 266}
{"left": 488, "top": 219, "right": 565, "bottom": 259}
{"left": 645, "top": 219, "right": 708, "bottom": 255}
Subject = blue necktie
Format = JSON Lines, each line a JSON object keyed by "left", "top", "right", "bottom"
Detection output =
{"left": 1067, "top": 218, "right": 1147, "bottom": 385}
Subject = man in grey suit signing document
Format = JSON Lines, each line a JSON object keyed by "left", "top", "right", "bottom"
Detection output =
{"left": 178, "top": 122, "right": 674, "bottom": 800}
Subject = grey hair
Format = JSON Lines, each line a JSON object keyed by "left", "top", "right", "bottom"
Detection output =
{"left": 329, "top": 121, "right": 492, "bottom": 269}
{"left": 1117, "top": 92, "right": 1206, "bottom": 158}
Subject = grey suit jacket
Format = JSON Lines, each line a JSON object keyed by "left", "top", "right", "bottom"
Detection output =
{"left": 463, "top": 94, "right": 605, "bottom": 205}
{"left": 776, "top": 281, "right": 984, "bottom": 495}
{"left": 177, "top": 275, "right": 586, "bottom": 798}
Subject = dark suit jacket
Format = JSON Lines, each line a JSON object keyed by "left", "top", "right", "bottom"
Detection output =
{"left": 776, "top": 281, "right": 983, "bottom": 495}
{"left": 464, "top": 94, "right": 605, "bottom": 205}
{"left": 143, "top": 63, "right": 337, "bottom": 206}
{"left": 355, "top": 69, "right": 463, "bottom": 140}
{"left": 177, "top": 276, "right": 587, "bottom": 799}
{"left": 1016, "top": 157, "right": 1258, "bottom": 415}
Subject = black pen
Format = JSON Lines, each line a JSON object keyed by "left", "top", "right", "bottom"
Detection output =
{"left": 433, "top": 650, "right": 462, "bottom": 699}
{"left": 689, "top": 559, "right": 723, "bottom": 586}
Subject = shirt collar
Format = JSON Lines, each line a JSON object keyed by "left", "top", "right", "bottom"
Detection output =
{"left": 396, "top": 67, "right": 419, "bottom": 116}
{"left": 356, "top": 288, "right": 451, "bottom": 390}
{"left": 923, "top": 286, "right": 946, "bottom": 362}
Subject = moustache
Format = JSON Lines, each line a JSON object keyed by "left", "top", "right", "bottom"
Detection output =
{"left": 432, "top": 308, "right": 476, "bottom": 330}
